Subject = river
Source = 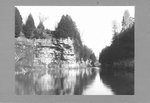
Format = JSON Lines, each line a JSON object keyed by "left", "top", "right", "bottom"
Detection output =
{"left": 15, "top": 67, "right": 113, "bottom": 95}
{"left": 15, "top": 47, "right": 134, "bottom": 95}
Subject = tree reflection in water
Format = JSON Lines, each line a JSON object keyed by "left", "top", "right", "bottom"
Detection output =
{"left": 83, "top": 69, "right": 114, "bottom": 95}
{"left": 15, "top": 46, "right": 115, "bottom": 95}
{"left": 15, "top": 67, "right": 97, "bottom": 95}
{"left": 100, "top": 68, "right": 134, "bottom": 95}
{"left": 15, "top": 45, "right": 100, "bottom": 95}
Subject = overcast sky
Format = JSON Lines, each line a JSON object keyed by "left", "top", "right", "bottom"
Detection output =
{"left": 16, "top": 6, "right": 134, "bottom": 57}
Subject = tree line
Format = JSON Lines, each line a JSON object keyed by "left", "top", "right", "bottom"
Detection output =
{"left": 99, "top": 10, "right": 134, "bottom": 64}
{"left": 15, "top": 7, "right": 96, "bottom": 65}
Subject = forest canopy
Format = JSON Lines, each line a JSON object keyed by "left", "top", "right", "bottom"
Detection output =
{"left": 99, "top": 10, "right": 134, "bottom": 64}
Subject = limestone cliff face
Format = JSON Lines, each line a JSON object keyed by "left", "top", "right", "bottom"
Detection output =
{"left": 15, "top": 32, "right": 81, "bottom": 73}
{"left": 33, "top": 37, "right": 77, "bottom": 69}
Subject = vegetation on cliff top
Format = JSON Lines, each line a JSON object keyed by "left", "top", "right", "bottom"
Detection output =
{"left": 15, "top": 7, "right": 96, "bottom": 66}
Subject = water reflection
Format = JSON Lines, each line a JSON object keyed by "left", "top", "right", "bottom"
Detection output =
{"left": 15, "top": 67, "right": 116, "bottom": 95}
{"left": 83, "top": 70, "right": 113, "bottom": 95}
{"left": 100, "top": 69, "right": 134, "bottom": 95}
{"left": 15, "top": 68, "right": 86, "bottom": 95}
{"left": 16, "top": 46, "right": 134, "bottom": 95}
{"left": 16, "top": 46, "right": 113, "bottom": 95}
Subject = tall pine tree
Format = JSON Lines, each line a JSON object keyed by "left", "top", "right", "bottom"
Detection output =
{"left": 15, "top": 7, "right": 22, "bottom": 38}
{"left": 55, "top": 15, "right": 78, "bottom": 39}
{"left": 23, "top": 14, "right": 35, "bottom": 39}
{"left": 122, "top": 10, "right": 130, "bottom": 30}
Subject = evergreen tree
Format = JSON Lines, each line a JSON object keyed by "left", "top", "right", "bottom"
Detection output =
{"left": 90, "top": 53, "right": 96, "bottom": 66}
{"left": 112, "top": 20, "right": 119, "bottom": 44}
{"left": 15, "top": 7, "right": 22, "bottom": 38}
{"left": 55, "top": 15, "right": 78, "bottom": 39}
{"left": 37, "top": 21, "right": 45, "bottom": 38}
{"left": 22, "top": 14, "right": 35, "bottom": 39}
{"left": 99, "top": 10, "right": 134, "bottom": 64}
{"left": 55, "top": 14, "right": 84, "bottom": 61}
{"left": 122, "top": 10, "right": 130, "bottom": 30}
{"left": 99, "top": 24, "right": 134, "bottom": 64}
{"left": 32, "top": 21, "right": 45, "bottom": 39}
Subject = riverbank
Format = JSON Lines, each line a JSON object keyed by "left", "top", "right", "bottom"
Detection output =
{"left": 100, "top": 59, "right": 134, "bottom": 95}
{"left": 15, "top": 37, "right": 95, "bottom": 74}
{"left": 100, "top": 59, "right": 134, "bottom": 81}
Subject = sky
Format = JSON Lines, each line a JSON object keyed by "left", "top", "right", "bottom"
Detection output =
{"left": 16, "top": 6, "right": 134, "bottom": 58}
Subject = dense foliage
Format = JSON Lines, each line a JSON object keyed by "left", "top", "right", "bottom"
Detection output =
{"left": 15, "top": 8, "right": 96, "bottom": 65}
{"left": 54, "top": 15, "right": 96, "bottom": 63}
{"left": 99, "top": 10, "right": 134, "bottom": 64}
{"left": 99, "top": 22, "right": 134, "bottom": 64}
{"left": 22, "top": 14, "right": 36, "bottom": 39}
{"left": 32, "top": 21, "right": 46, "bottom": 39}
{"left": 55, "top": 15, "right": 78, "bottom": 39}
{"left": 15, "top": 7, "right": 22, "bottom": 38}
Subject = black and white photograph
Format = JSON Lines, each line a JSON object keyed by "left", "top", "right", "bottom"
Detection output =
{"left": 15, "top": 6, "right": 134, "bottom": 95}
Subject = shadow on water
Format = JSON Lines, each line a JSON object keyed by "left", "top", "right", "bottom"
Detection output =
{"left": 73, "top": 68, "right": 97, "bottom": 95}
{"left": 99, "top": 64, "right": 134, "bottom": 95}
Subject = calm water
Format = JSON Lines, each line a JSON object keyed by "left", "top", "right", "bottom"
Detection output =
{"left": 15, "top": 47, "right": 134, "bottom": 95}
{"left": 15, "top": 67, "right": 113, "bottom": 95}
{"left": 15, "top": 66, "right": 134, "bottom": 95}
